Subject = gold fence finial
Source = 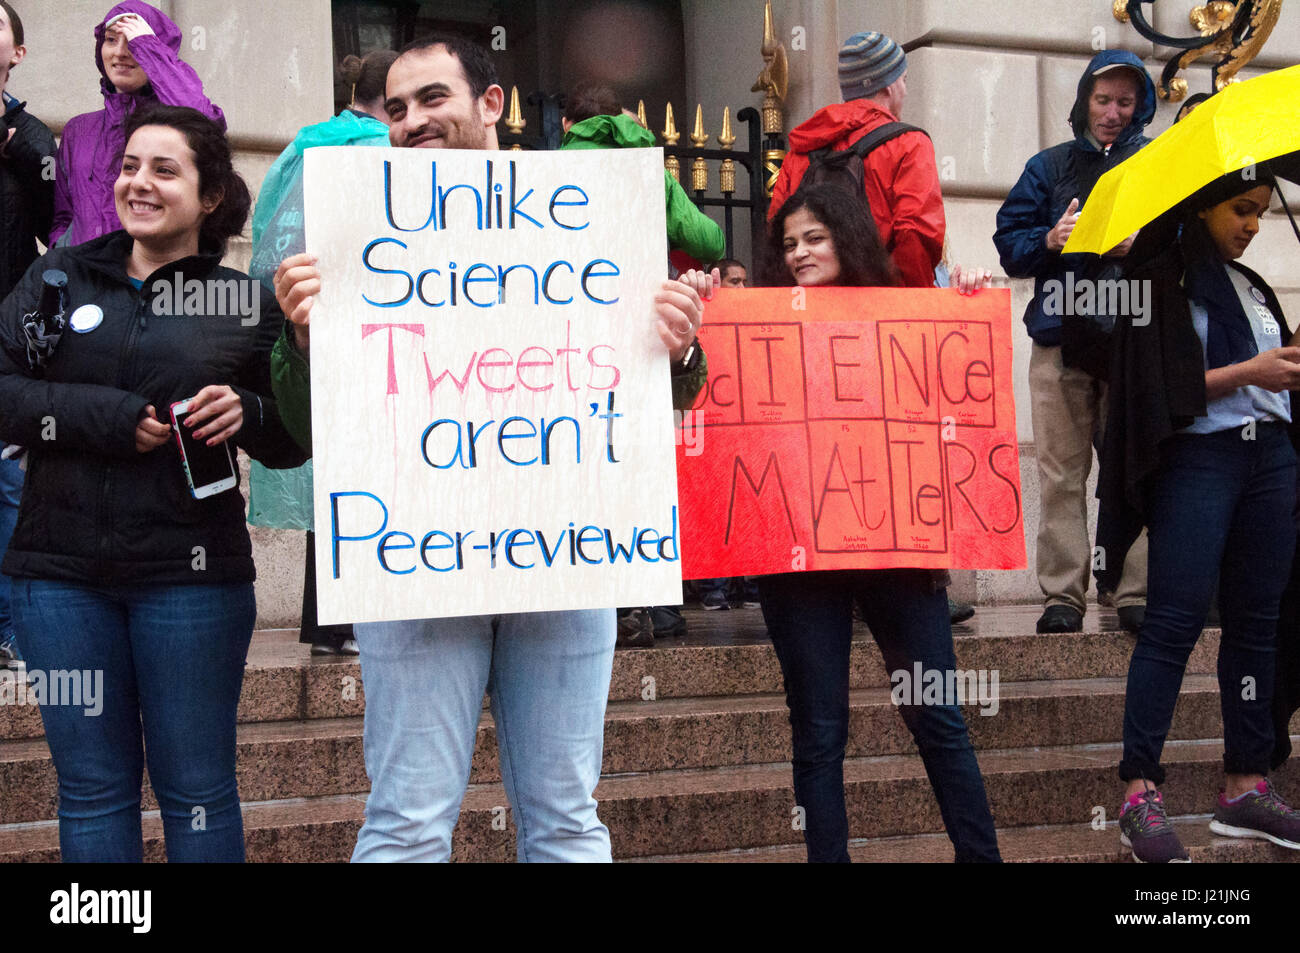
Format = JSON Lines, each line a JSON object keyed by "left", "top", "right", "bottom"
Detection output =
{"left": 636, "top": 99, "right": 649, "bottom": 130}
{"left": 690, "top": 104, "right": 709, "bottom": 192}
{"left": 505, "top": 86, "right": 525, "bottom": 151}
{"left": 662, "top": 103, "right": 681, "bottom": 183}
{"left": 718, "top": 106, "right": 737, "bottom": 195}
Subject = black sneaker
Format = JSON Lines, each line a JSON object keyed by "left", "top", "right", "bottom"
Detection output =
{"left": 617, "top": 608, "right": 654, "bottom": 648}
{"left": 948, "top": 598, "right": 975, "bottom": 624}
{"left": 1119, "top": 789, "right": 1190, "bottom": 863}
{"left": 649, "top": 606, "right": 687, "bottom": 638}
{"left": 1117, "top": 605, "right": 1145, "bottom": 635}
{"left": 1036, "top": 605, "right": 1082, "bottom": 633}
{"left": 1209, "top": 779, "right": 1300, "bottom": 849}
{"left": 700, "top": 590, "right": 730, "bottom": 611}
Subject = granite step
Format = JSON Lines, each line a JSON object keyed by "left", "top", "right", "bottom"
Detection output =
{"left": 628, "top": 816, "right": 1300, "bottom": 863}
{"left": 0, "top": 616, "right": 1220, "bottom": 741}
{"left": 5, "top": 739, "right": 1298, "bottom": 861}
{"left": 0, "top": 675, "right": 1234, "bottom": 824}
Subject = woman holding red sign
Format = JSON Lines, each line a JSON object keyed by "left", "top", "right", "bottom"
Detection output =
{"left": 681, "top": 183, "right": 1002, "bottom": 862}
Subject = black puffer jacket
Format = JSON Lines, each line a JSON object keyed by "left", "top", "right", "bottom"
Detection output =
{"left": 0, "top": 93, "right": 56, "bottom": 299}
{"left": 0, "top": 231, "right": 306, "bottom": 584}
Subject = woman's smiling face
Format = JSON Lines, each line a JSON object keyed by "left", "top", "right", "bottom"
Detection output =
{"left": 783, "top": 207, "right": 842, "bottom": 287}
{"left": 114, "top": 125, "right": 218, "bottom": 252}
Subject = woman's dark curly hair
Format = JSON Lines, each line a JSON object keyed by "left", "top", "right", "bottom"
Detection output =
{"left": 759, "top": 185, "right": 899, "bottom": 288}
{"left": 121, "top": 105, "right": 251, "bottom": 255}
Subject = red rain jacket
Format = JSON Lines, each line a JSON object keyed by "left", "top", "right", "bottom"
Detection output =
{"left": 769, "top": 99, "right": 944, "bottom": 288}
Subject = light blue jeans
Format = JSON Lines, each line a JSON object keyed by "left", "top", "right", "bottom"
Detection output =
{"left": 351, "top": 608, "right": 616, "bottom": 862}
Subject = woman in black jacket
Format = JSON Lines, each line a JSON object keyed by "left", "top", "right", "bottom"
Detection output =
{"left": 1101, "top": 171, "right": 1300, "bottom": 863}
{"left": 0, "top": 105, "right": 305, "bottom": 862}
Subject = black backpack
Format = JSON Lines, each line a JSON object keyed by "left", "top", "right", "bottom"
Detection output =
{"left": 803, "top": 122, "right": 929, "bottom": 217}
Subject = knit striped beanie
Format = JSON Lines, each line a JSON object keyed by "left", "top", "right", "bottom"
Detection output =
{"left": 838, "top": 31, "right": 906, "bottom": 101}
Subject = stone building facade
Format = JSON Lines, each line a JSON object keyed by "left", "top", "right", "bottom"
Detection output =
{"left": 16, "top": 0, "right": 1300, "bottom": 623}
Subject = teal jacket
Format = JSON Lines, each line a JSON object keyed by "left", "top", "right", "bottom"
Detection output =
{"left": 560, "top": 114, "right": 725, "bottom": 264}
{"left": 247, "top": 110, "right": 391, "bottom": 530}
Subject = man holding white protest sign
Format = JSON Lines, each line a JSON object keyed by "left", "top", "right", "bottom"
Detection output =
{"left": 270, "top": 33, "right": 710, "bottom": 862}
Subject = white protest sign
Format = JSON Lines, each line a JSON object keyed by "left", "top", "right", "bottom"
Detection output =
{"left": 304, "top": 146, "right": 681, "bottom": 623}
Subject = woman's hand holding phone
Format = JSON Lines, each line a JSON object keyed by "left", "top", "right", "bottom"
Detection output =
{"left": 181, "top": 385, "right": 243, "bottom": 445}
{"left": 134, "top": 405, "right": 171, "bottom": 454}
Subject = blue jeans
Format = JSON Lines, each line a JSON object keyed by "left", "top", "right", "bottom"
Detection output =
{"left": 352, "top": 608, "right": 616, "bottom": 862}
{"left": 0, "top": 457, "right": 22, "bottom": 649}
{"left": 1121, "top": 425, "right": 1297, "bottom": 785}
{"left": 10, "top": 579, "right": 256, "bottom": 862}
{"left": 759, "top": 569, "right": 1002, "bottom": 862}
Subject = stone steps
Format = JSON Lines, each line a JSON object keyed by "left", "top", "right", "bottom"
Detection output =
{"left": 0, "top": 674, "right": 1232, "bottom": 824}
{"left": 4, "top": 738, "right": 1299, "bottom": 862}
{"left": 0, "top": 614, "right": 1222, "bottom": 741}
{"left": 1, "top": 605, "right": 1289, "bottom": 863}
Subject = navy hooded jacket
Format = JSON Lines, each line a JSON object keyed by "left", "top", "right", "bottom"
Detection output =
{"left": 993, "top": 50, "right": 1157, "bottom": 345}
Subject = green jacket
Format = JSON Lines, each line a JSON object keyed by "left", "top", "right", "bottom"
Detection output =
{"left": 560, "top": 114, "right": 725, "bottom": 264}
{"left": 271, "top": 328, "right": 707, "bottom": 456}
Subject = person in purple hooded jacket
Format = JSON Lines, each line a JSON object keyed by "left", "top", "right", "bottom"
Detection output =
{"left": 50, "top": 1, "right": 224, "bottom": 247}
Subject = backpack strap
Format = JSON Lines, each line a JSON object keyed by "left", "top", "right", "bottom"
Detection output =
{"left": 846, "top": 121, "right": 928, "bottom": 159}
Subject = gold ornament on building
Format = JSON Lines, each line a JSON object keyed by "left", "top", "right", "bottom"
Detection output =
{"left": 505, "top": 86, "right": 525, "bottom": 151}
{"left": 690, "top": 105, "right": 709, "bottom": 192}
{"left": 751, "top": 0, "right": 788, "bottom": 138}
{"left": 636, "top": 99, "right": 650, "bottom": 131}
{"left": 661, "top": 102, "right": 681, "bottom": 183}
{"left": 1113, "top": 0, "right": 1282, "bottom": 100}
{"left": 717, "top": 106, "right": 737, "bottom": 195}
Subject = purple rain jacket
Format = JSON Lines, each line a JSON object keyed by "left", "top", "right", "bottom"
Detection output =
{"left": 50, "top": 0, "right": 225, "bottom": 246}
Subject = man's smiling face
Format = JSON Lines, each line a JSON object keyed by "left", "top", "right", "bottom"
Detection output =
{"left": 384, "top": 45, "right": 502, "bottom": 151}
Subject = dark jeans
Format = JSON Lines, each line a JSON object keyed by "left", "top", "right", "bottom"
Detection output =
{"left": 758, "top": 569, "right": 1002, "bottom": 862}
{"left": 10, "top": 579, "right": 256, "bottom": 862}
{"left": 0, "top": 457, "right": 22, "bottom": 648}
{"left": 1120, "top": 425, "right": 1297, "bottom": 785}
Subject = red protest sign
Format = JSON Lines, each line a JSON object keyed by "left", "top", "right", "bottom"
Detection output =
{"left": 676, "top": 287, "right": 1026, "bottom": 577}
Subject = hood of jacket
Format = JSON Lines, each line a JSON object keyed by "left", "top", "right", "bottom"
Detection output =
{"left": 560, "top": 113, "right": 656, "bottom": 150}
{"left": 94, "top": 1, "right": 184, "bottom": 100}
{"left": 787, "top": 99, "right": 897, "bottom": 153}
{"left": 1067, "top": 49, "right": 1156, "bottom": 149}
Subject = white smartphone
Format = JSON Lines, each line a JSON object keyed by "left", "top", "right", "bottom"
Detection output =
{"left": 169, "top": 398, "right": 237, "bottom": 499}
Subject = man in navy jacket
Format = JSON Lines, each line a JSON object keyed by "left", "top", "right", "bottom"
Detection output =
{"left": 994, "top": 50, "right": 1155, "bottom": 634}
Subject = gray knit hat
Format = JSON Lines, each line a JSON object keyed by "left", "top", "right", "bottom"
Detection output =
{"left": 838, "top": 31, "right": 906, "bottom": 101}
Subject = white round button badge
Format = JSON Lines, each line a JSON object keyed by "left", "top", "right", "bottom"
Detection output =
{"left": 1251, "top": 287, "right": 1267, "bottom": 304}
{"left": 68, "top": 305, "right": 104, "bottom": 333}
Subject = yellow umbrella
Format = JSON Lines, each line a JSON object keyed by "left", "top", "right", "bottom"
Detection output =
{"left": 1064, "top": 63, "right": 1300, "bottom": 255}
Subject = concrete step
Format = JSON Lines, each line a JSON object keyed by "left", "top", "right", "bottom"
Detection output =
{"left": 0, "top": 611, "right": 1220, "bottom": 741}
{"left": 0, "top": 675, "right": 1235, "bottom": 824}
{"left": 5, "top": 739, "right": 1299, "bottom": 861}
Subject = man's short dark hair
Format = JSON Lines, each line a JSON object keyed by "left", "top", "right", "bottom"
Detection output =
{"left": 400, "top": 32, "right": 499, "bottom": 99}
{"left": 713, "top": 258, "right": 745, "bottom": 274}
